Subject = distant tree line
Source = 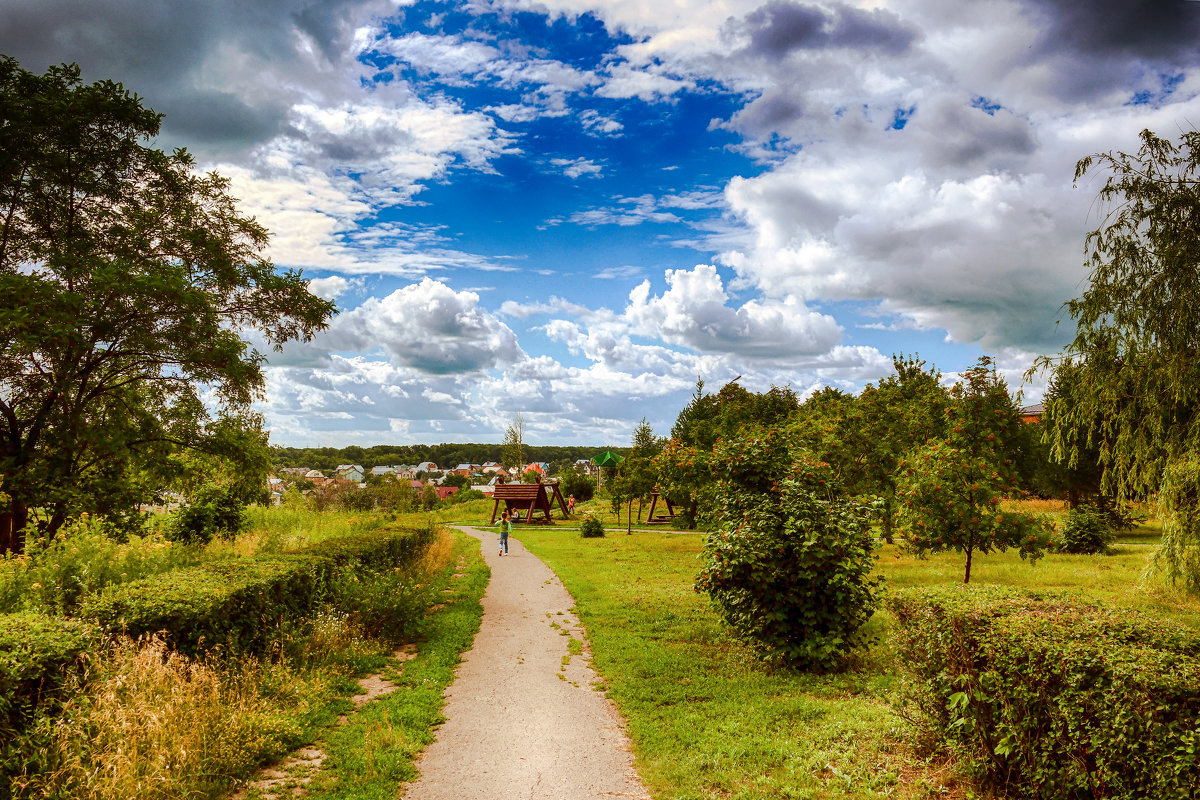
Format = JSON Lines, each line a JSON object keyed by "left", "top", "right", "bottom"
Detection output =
{"left": 270, "top": 443, "right": 624, "bottom": 473}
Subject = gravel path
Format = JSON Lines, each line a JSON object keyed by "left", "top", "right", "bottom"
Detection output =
{"left": 401, "top": 525, "right": 650, "bottom": 800}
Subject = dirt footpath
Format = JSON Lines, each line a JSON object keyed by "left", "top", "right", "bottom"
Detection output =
{"left": 401, "top": 526, "right": 650, "bottom": 800}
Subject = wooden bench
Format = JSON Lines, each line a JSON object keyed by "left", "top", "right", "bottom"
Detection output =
{"left": 489, "top": 480, "right": 570, "bottom": 524}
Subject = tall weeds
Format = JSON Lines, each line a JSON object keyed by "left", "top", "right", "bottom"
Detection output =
{"left": 0, "top": 518, "right": 202, "bottom": 615}
{"left": 24, "top": 637, "right": 323, "bottom": 800}
{"left": 14, "top": 525, "right": 459, "bottom": 800}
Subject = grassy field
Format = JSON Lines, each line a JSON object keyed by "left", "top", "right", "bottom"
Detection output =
{"left": 516, "top": 520, "right": 1200, "bottom": 800}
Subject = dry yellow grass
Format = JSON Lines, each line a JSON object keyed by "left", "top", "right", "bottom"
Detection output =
{"left": 1002, "top": 497, "right": 1070, "bottom": 514}
{"left": 19, "top": 524, "right": 458, "bottom": 800}
{"left": 28, "top": 638, "right": 321, "bottom": 800}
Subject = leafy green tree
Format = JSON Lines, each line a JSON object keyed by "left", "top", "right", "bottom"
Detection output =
{"left": 792, "top": 356, "right": 948, "bottom": 542}
{"left": 671, "top": 378, "right": 799, "bottom": 452}
{"left": 611, "top": 418, "right": 662, "bottom": 532}
{"left": 898, "top": 358, "right": 1047, "bottom": 583}
{"left": 652, "top": 438, "right": 708, "bottom": 528}
{"left": 695, "top": 430, "right": 882, "bottom": 671}
{"left": 1026, "top": 363, "right": 1108, "bottom": 508}
{"left": 1030, "top": 128, "right": 1200, "bottom": 589}
{"left": 557, "top": 466, "right": 595, "bottom": 504}
{"left": 0, "top": 58, "right": 334, "bottom": 552}
{"left": 420, "top": 483, "right": 440, "bottom": 511}
{"left": 442, "top": 473, "right": 471, "bottom": 490}
{"left": 659, "top": 379, "right": 799, "bottom": 527}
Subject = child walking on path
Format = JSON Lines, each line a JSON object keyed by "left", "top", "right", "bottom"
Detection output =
{"left": 499, "top": 510, "right": 511, "bottom": 556}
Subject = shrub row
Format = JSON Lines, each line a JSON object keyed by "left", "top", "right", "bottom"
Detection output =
{"left": 79, "top": 524, "right": 435, "bottom": 658}
{"left": 0, "top": 613, "right": 99, "bottom": 782}
{"left": 0, "top": 524, "right": 435, "bottom": 794}
{"left": 888, "top": 586, "right": 1200, "bottom": 800}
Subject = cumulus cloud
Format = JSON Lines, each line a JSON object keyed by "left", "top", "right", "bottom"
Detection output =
{"left": 327, "top": 278, "right": 523, "bottom": 374}
{"left": 0, "top": 0, "right": 400, "bottom": 159}
{"left": 9, "top": 0, "right": 1200, "bottom": 446}
{"left": 719, "top": 140, "right": 1088, "bottom": 351}
{"left": 732, "top": 1, "right": 921, "bottom": 59}
{"left": 623, "top": 265, "right": 843, "bottom": 358}
{"left": 308, "top": 275, "right": 362, "bottom": 300}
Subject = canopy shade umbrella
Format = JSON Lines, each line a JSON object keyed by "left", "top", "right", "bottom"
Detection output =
{"left": 592, "top": 451, "right": 625, "bottom": 467}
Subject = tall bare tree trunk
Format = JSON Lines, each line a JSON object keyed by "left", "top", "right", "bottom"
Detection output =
{"left": 0, "top": 503, "right": 29, "bottom": 554}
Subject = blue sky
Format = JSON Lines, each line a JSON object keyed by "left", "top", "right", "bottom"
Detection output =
{"left": 4, "top": 0, "right": 1200, "bottom": 447}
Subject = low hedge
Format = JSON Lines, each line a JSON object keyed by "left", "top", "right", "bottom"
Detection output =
{"left": 888, "top": 586, "right": 1200, "bottom": 800}
{"left": 284, "top": 525, "right": 434, "bottom": 572}
{"left": 0, "top": 613, "right": 99, "bottom": 786}
{"left": 80, "top": 524, "right": 434, "bottom": 658}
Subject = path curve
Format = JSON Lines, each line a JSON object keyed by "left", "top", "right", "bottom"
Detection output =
{"left": 401, "top": 525, "right": 650, "bottom": 800}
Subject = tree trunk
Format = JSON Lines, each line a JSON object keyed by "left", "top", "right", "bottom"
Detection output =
{"left": 637, "top": 497, "right": 644, "bottom": 523}
{"left": 42, "top": 505, "right": 67, "bottom": 541}
{"left": 964, "top": 547, "right": 973, "bottom": 584}
{"left": 881, "top": 495, "right": 895, "bottom": 544}
{"left": 0, "top": 502, "right": 29, "bottom": 554}
{"left": 627, "top": 498, "right": 633, "bottom": 534}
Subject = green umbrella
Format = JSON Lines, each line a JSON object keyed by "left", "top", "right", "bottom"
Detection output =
{"left": 592, "top": 451, "right": 624, "bottom": 467}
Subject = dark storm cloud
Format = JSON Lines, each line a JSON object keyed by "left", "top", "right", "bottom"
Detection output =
{"left": 0, "top": 0, "right": 389, "bottom": 156}
{"left": 911, "top": 99, "right": 1037, "bottom": 171}
{"left": 1023, "top": 0, "right": 1200, "bottom": 63}
{"left": 739, "top": 1, "right": 920, "bottom": 59}
{"left": 724, "top": 87, "right": 807, "bottom": 139}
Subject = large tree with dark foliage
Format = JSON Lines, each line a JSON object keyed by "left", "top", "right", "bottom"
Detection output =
{"left": 0, "top": 58, "right": 334, "bottom": 551}
{"left": 1033, "top": 128, "right": 1200, "bottom": 589}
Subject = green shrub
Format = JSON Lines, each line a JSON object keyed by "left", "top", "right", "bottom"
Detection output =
{"left": 696, "top": 444, "right": 883, "bottom": 671}
{"left": 333, "top": 566, "right": 436, "bottom": 645}
{"left": 0, "top": 517, "right": 201, "bottom": 615}
{"left": 888, "top": 586, "right": 1200, "bottom": 799}
{"left": 559, "top": 468, "right": 596, "bottom": 503}
{"left": 580, "top": 516, "right": 605, "bottom": 538}
{"left": 0, "top": 613, "right": 99, "bottom": 789}
{"left": 79, "top": 556, "right": 322, "bottom": 657}
{"left": 81, "top": 525, "right": 434, "bottom": 657}
{"left": 167, "top": 484, "right": 248, "bottom": 545}
{"left": 1055, "top": 505, "right": 1117, "bottom": 554}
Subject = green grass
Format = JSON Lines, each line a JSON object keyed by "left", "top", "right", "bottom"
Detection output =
{"left": 299, "top": 527, "right": 488, "bottom": 799}
{"left": 518, "top": 530, "right": 917, "bottom": 800}
{"left": 517, "top": 527, "right": 1200, "bottom": 799}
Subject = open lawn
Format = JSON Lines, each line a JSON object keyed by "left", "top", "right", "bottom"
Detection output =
{"left": 516, "top": 525, "right": 1200, "bottom": 800}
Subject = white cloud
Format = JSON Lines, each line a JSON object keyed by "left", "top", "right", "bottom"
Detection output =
{"left": 623, "top": 264, "right": 843, "bottom": 358}
{"left": 550, "top": 157, "right": 603, "bottom": 178}
{"left": 308, "top": 275, "right": 362, "bottom": 300}
{"left": 596, "top": 63, "right": 694, "bottom": 101}
{"left": 218, "top": 90, "right": 518, "bottom": 274}
{"left": 326, "top": 278, "right": 523, "bottom": 374}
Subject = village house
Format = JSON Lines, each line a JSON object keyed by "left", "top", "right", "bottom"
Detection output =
{"left": 415, "top": 461, "right": 438, "bottom": 474}
{"left": 1019, "top": 404, "right": 1044, "bottom": 424}
{"left": 305, "top": 469, "right": 332, "bottom": 487}
{"left": 335, "top": 464, "right": 365, "bottom": 482}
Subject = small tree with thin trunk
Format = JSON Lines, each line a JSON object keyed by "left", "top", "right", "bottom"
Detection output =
{"left": 501, "top": 413, "right": 526, "bottom": 474}
{"left": 897, "top": 357, "right": 1047, "bottom": 582}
